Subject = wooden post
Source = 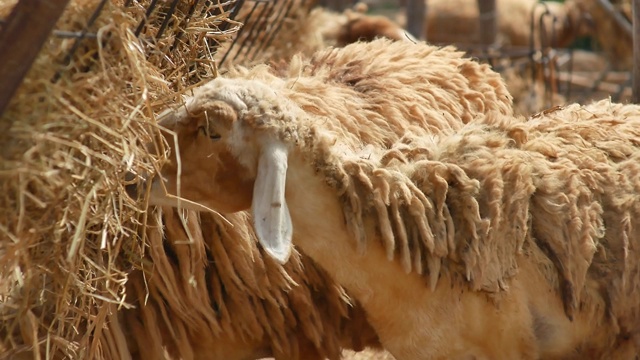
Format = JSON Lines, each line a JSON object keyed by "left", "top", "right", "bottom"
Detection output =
{"left": 406, "top": 0, "right": 427, "bottom": 40}
{"left": 0, "top": 0, "right": 71, "bottom": 118}
{"left": 477, "top": 0, "right": 497, "bottom": 46}
{"left": 633, "top": 0, "right": 640, "bottom": 103}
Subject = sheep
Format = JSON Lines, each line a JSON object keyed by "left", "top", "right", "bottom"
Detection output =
{"left": 332, "top": 3, "right": 417, "bottom": 46}
{"left": 126, "top": 38, "right": 517, "bottom": 358}
{"left": 139, "top": 37, "right": 515, "bottom": 215}
{"left": 215, "top": 1, "right": 414, "bottom": 70}
{"left": 139, "top": 60, "right": 640, "bottom": 360}
{"left": 118, "top": 207, "right": 382, "bottom": 360}
{"left": 422, "top": 0, "right": 593, "bottom": 48}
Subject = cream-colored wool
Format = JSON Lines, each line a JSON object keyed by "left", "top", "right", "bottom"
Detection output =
{"left": 219, "top": 37, "right": 513, "bottom": 139}
{"left": 134, "top": 39, "right": 529, "bottom": 359}
{"left": 146, "top": 80, "right": 640, "bottom": 359}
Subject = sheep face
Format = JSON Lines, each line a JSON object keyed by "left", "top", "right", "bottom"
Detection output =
{"left": 140, "top": 79, "right": 294, "bottom": 263}
{"left": 147, "top": 99, "right": 255, "bottom": 214}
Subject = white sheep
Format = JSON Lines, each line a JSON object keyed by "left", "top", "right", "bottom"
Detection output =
{"left": 143, "top": 59, "right": 640, "bottom": 360}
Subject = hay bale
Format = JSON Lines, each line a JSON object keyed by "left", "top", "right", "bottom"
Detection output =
{"left": 0, "top": 0, "right": 240, "bottom": 358}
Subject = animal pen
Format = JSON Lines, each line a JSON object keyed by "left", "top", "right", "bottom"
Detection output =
{"left": 0, "top": 0, "right": 639, "bottom": 359}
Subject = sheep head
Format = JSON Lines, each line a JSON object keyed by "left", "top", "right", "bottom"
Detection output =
{"left": 136, "top": 78, "right": 294, "bottom": 263}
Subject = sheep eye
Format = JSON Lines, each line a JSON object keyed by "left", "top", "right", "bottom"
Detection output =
{"left": 198, "top": 126, "right": 221, "bottom": 141}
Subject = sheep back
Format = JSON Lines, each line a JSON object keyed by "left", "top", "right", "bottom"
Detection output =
{"left": 224, "top": 37, "right": 514, "bottom": 153}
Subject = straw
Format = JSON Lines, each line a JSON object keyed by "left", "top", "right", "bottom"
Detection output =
{"left": 0, "top": 0, "right": 241, "bottom": 358}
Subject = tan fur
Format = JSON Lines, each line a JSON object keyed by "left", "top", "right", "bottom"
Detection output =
{"left": 335, "top": 8, "right": 414, "bottom": 46}
{"left": 236, "top": 37, "right": 513, "bottom": 130}
{"left": 146, "top": 61, "right": 640, "bottom": 360}
{"left": 148, "top": 38, "right": 514, "bottom": 209}
{"left": 289, "top": 99, "right": 639, "bottom": 358}
{"left": 134, "top": 39, "right": 533, "bottom": 359}
{"left": 119, "top": 208, "right": 383, "bottom": 360}
{"left": 132, "top": 38, "right": 515, "bottom": 359}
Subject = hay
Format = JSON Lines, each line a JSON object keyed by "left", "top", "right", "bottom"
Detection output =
{"left": 0, "top": 0, "right": 241, "bottom": 358}
{"left": 215, "top": 0, "right": 323, "bottom": 68}
{"left": 118, "top": 207, "right": 375, "bottom": 360}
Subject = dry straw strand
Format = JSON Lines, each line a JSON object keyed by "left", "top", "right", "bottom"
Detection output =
{"left": 0, "top": 0, "right": 242, "bottom": 358}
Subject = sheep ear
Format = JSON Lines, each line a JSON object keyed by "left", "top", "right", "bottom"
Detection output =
{"left": 252, "top": 140, "right": 293, "bottom": 264}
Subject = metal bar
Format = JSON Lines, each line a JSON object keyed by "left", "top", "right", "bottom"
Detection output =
{"left": 51, "top": 0, "right": 109, "bottom": 83}
{"left": 252, "top": 0, "right": 293, "bottom": 61}
{"left": 134, "top": 0, "right": 160, "bottom": 37}
{"left": 0, "top": 0, "right": 71, "bottom": 118}
{"left": 156, "top": 0, "right": 181, "bottom": 40}
{"left": 538, "top": 8, "right": 560, "bottom": 106}
{"left": 221, "top": 0, "right": 245, "bottom": 31}
{"left": 201, "top": 0, "right": 234, "bottom": 63}
{"left": 211, "top": 0, "right": 244, "bottom": 67}
{"left": 633, "top": 0, "right": 640, "bottom": 103}
{"left": 220, "top": 1, "right": 260, "bottom": 66}
{"left": 564, "top": 48, "right": 574, "bottom": 101}
{"left": 234, "top": 1, "right": 272, "bottom": 62}
{"left": 246, "top": 0, "right": 278, "bottom": 62}
{"left": 0, "top": 20, "right": 98, "bottom": 38}
{"left": 169, "top": 0, "right": 203, "bottom": 53}
{"left": 529, "top": 3, "right": 548, "bottom": 92}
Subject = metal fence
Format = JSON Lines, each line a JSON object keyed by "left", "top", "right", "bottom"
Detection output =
{"left": 0, "top": 0, "right": 314, "bottom": 116}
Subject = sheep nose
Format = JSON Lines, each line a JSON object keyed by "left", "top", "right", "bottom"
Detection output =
{"left": 124, "top": 171, "right": 140, "bottom": 200}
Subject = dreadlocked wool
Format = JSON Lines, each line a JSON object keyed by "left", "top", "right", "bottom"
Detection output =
{"left": 133, "top": 37, "right": 518, "bottom": 359}
{"left": 271, "top": 99, "right": 639, "bottom": 358}
{"left": 149, "top": 80, "right": 640, "bottom": 357}
{"left": 226, "top": 37, "right": 514, "bottom": 143}
{"left": 119, "top": 208, "right": 381, "bottom": 360}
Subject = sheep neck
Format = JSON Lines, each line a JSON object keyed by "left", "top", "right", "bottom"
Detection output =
{"left": 284, "top": 152, "right": 414, "bottom": 302}
{"left": 282, "top": 152, "right": 540, "bottom": 359}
